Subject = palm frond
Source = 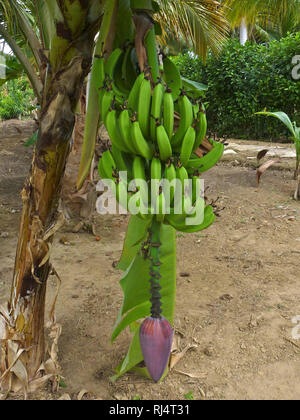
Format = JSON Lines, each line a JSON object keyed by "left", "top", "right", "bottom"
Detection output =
{"left": 224, "top": 0, "right": 300, "bottom": 35}
{"left": 156, "top": 0, "right": 230, "bottom": 60}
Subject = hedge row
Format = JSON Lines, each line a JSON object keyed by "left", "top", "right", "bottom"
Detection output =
{"left": 173, "top": 33, "right": 300, "bottom": 140}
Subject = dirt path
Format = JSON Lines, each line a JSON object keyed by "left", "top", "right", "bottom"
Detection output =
{"left": 1, "top": 129, "right": 300, "bottom": 400}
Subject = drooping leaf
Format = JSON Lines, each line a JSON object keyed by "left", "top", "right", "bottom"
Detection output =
{"left": 181, "top": 76, "right": 207, "bottom": 98}
{"left": 117, "top": 215, "right": 153, "bottom": 271}
{"left": 256, "top": 111, "right": 296, "bottom": 139}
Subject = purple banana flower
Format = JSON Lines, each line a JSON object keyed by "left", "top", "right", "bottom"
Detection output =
{"left": 139, "top": 316, "right": 174, "bottom": 382}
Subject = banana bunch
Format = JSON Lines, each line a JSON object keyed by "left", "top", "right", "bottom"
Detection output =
{"left": 98, "top": 49, "right": 224, "bottom": 231}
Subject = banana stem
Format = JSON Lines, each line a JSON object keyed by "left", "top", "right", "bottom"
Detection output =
{"left": 76, "top": 0, "right": 118, "bottom": 190}
{"left": 149, "top": 220, "right": 163, "bottom": 318}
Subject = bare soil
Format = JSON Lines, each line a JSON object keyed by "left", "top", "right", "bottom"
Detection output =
{"left": 1, "top": 122, "right": 300, "bottom": 400}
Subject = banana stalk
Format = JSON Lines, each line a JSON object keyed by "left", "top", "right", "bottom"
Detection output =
{"left": 76, "top": 0, "right": 118, "bottom": 191}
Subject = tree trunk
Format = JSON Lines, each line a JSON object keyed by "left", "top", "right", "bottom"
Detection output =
{"left": 0, "top": 24, "right": 97, "bottom": 398}
{"left": 240, "top": 17, "right": 248, "bottom": 45}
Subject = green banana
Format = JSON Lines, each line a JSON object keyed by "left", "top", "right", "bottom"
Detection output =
{"left": 172, "top": 94, "right": 194, "bottom": 149}
{"left": 99, "top": 87, "right": 114, "bottom": 124}
{"left": 162, "top": 56, "right": 183, "bottom": 102}
{"left": 179, "top": 126, "right": 196, "bottom": 167}
{"left": 116, "top": 178, "right": 129, "bottom": 212}
{"left": 138, "top": 76, "right": 152, "bottom": 139}
{"left": 131, "top": 120, "right": 154, "bottom": 160}
{"left": 193, "top": 104, "right": 207, "bottom": 151}
{"left": 99, "top": 150, "right": 117, "bottom": 181}
{"left": 156, "top": 124, "right": 173, "bottom": 161}
{"left": 164, "top": 161, "right": 177, "bottom": 205}
{"left": 192, "top": 102, "right": 200, "bottom": 120}
{"left": 128, "top": 72, "right": 144, "bottom": 111}
{"left": 173, "top": 164, "right": 189, "bottom": 211}
{"left": 186, "top": 140, "right": 224, "bottom": 174}
{"left": 150, "top": 82, "right": 165, "bottom": 141}
{"left": 105, "top": 48, "right": 128, "bottom": 100}
{"left": 133, "top": 155, "right": 147, "bottom": 181}
{"left": 144, "top": 27, "right": 160, "bottom": 83}
{"left": 113, "top": 52, "right": 130, "bottom": 96}
{"left": 118, "top": 108, "right": 136, "bottom": 154}
{"left": 132, "top": 155, "right": 148, "bottom": 209}
{"left": 111, "top": 144, "right": 128, "bottom": 172}
{"left": 105, "top": 109, "right": 130, "bottom": 153}
{"left": 151, "top": 157, "right": 162, "bottom": 181}
{"left": 166, "top": 205, "right": 216, "bottom": 233}
{"left": 121, "top": 45, "right": 137, "bottom": 90}
{"left": 163, "top": 88, "right": 175, "bottom": 140}
{"left": 105, "top": 48, "right": 123, "bottom": 79}
{"left": 176, "top": 165, "right": 189, "bottom": 193}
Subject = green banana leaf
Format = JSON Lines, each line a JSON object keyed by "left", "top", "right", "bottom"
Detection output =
{"left": 0, "top": 54, "right": 24, "bottom": 87}
{"left": 111, "top": 223, "right": 176, "bottom": 380}
{"left": 255, "top": 111, "right": 297, "bottom": 139}
{"left": 181, "top": 76, "right": 208, "bottom": 99}
{"left": 117, "top": 215, "right": 153, "bottom": 271}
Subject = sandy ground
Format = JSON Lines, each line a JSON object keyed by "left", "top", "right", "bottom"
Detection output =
{"left": 1, "top": 125, "right": 300, "bottom": 400}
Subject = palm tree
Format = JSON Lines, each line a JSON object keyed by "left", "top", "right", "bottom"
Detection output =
{"left": 0, "top": 0, "right": 229, "bottom": 397}
{"left": 224, "top": 0, "right": 300, "bottom": 44}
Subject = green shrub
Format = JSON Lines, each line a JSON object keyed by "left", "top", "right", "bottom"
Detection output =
{"left": 173, "top": 33, "right": 300, "bottom": 140}
{"left": 0, "top": 77, "right": 36, "bottom": 121}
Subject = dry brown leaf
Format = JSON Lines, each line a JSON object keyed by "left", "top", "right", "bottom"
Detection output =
{"left": 173, "top": 369, "right": 206, "bottom": 379}
{"left": 58, "top": 393, "right": 72, "bottom": 400}
{"left": 194, "top": 148, "right": 204, "bottom": 158}
{"left": 28, "top": 375, "right": 55, "bottom": 394}
{"left": 257, "top": 149, "right": 269, "bottom": 162}
{"left": 169, "top": 344, "right": 198, "bottom": 370}
{"left": 201, "top": 137, "right": 214, "bottom": 152}
{"left": 78, "top": 389, "right": 89, "bottom": 400}
{"left": 256, "top": 159, "right": 280, "bottom": 186}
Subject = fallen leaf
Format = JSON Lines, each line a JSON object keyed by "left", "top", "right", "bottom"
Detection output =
{"left": 78, "top": 389, "right": 90, "bottom": 400}
{"left": 59, "top": 236, "right": 71, "bottom": 246}
{"left": 256, "top": 159, "right": 280, "bottom": 186}
{"left": 257, "top": 149, "right": 269, "bottom": 162}
{"left": 169, "top": 344, "right": 198, "bottom": 370}
{"left": 58, "top": 393, "right": 72, "bottom": 400}
{"left": 173, "top": 369, "right": 206, "bottom": 379}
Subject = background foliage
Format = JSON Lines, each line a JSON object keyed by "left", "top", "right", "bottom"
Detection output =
{"left": 173, "top": 32, "right": 300, "bottom": 140}
{"left": 0, "top": 75, "right": 35, "bottom": 120}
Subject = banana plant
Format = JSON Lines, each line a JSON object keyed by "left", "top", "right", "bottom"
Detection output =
{"left": 96, "top": 1, "right": 224, "bottom": 383}
{"left": 0, "top": 0, "right": 228, "bottom": 398}
{"left": 256, "top": 111, "right": 300, "bottom": 199}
